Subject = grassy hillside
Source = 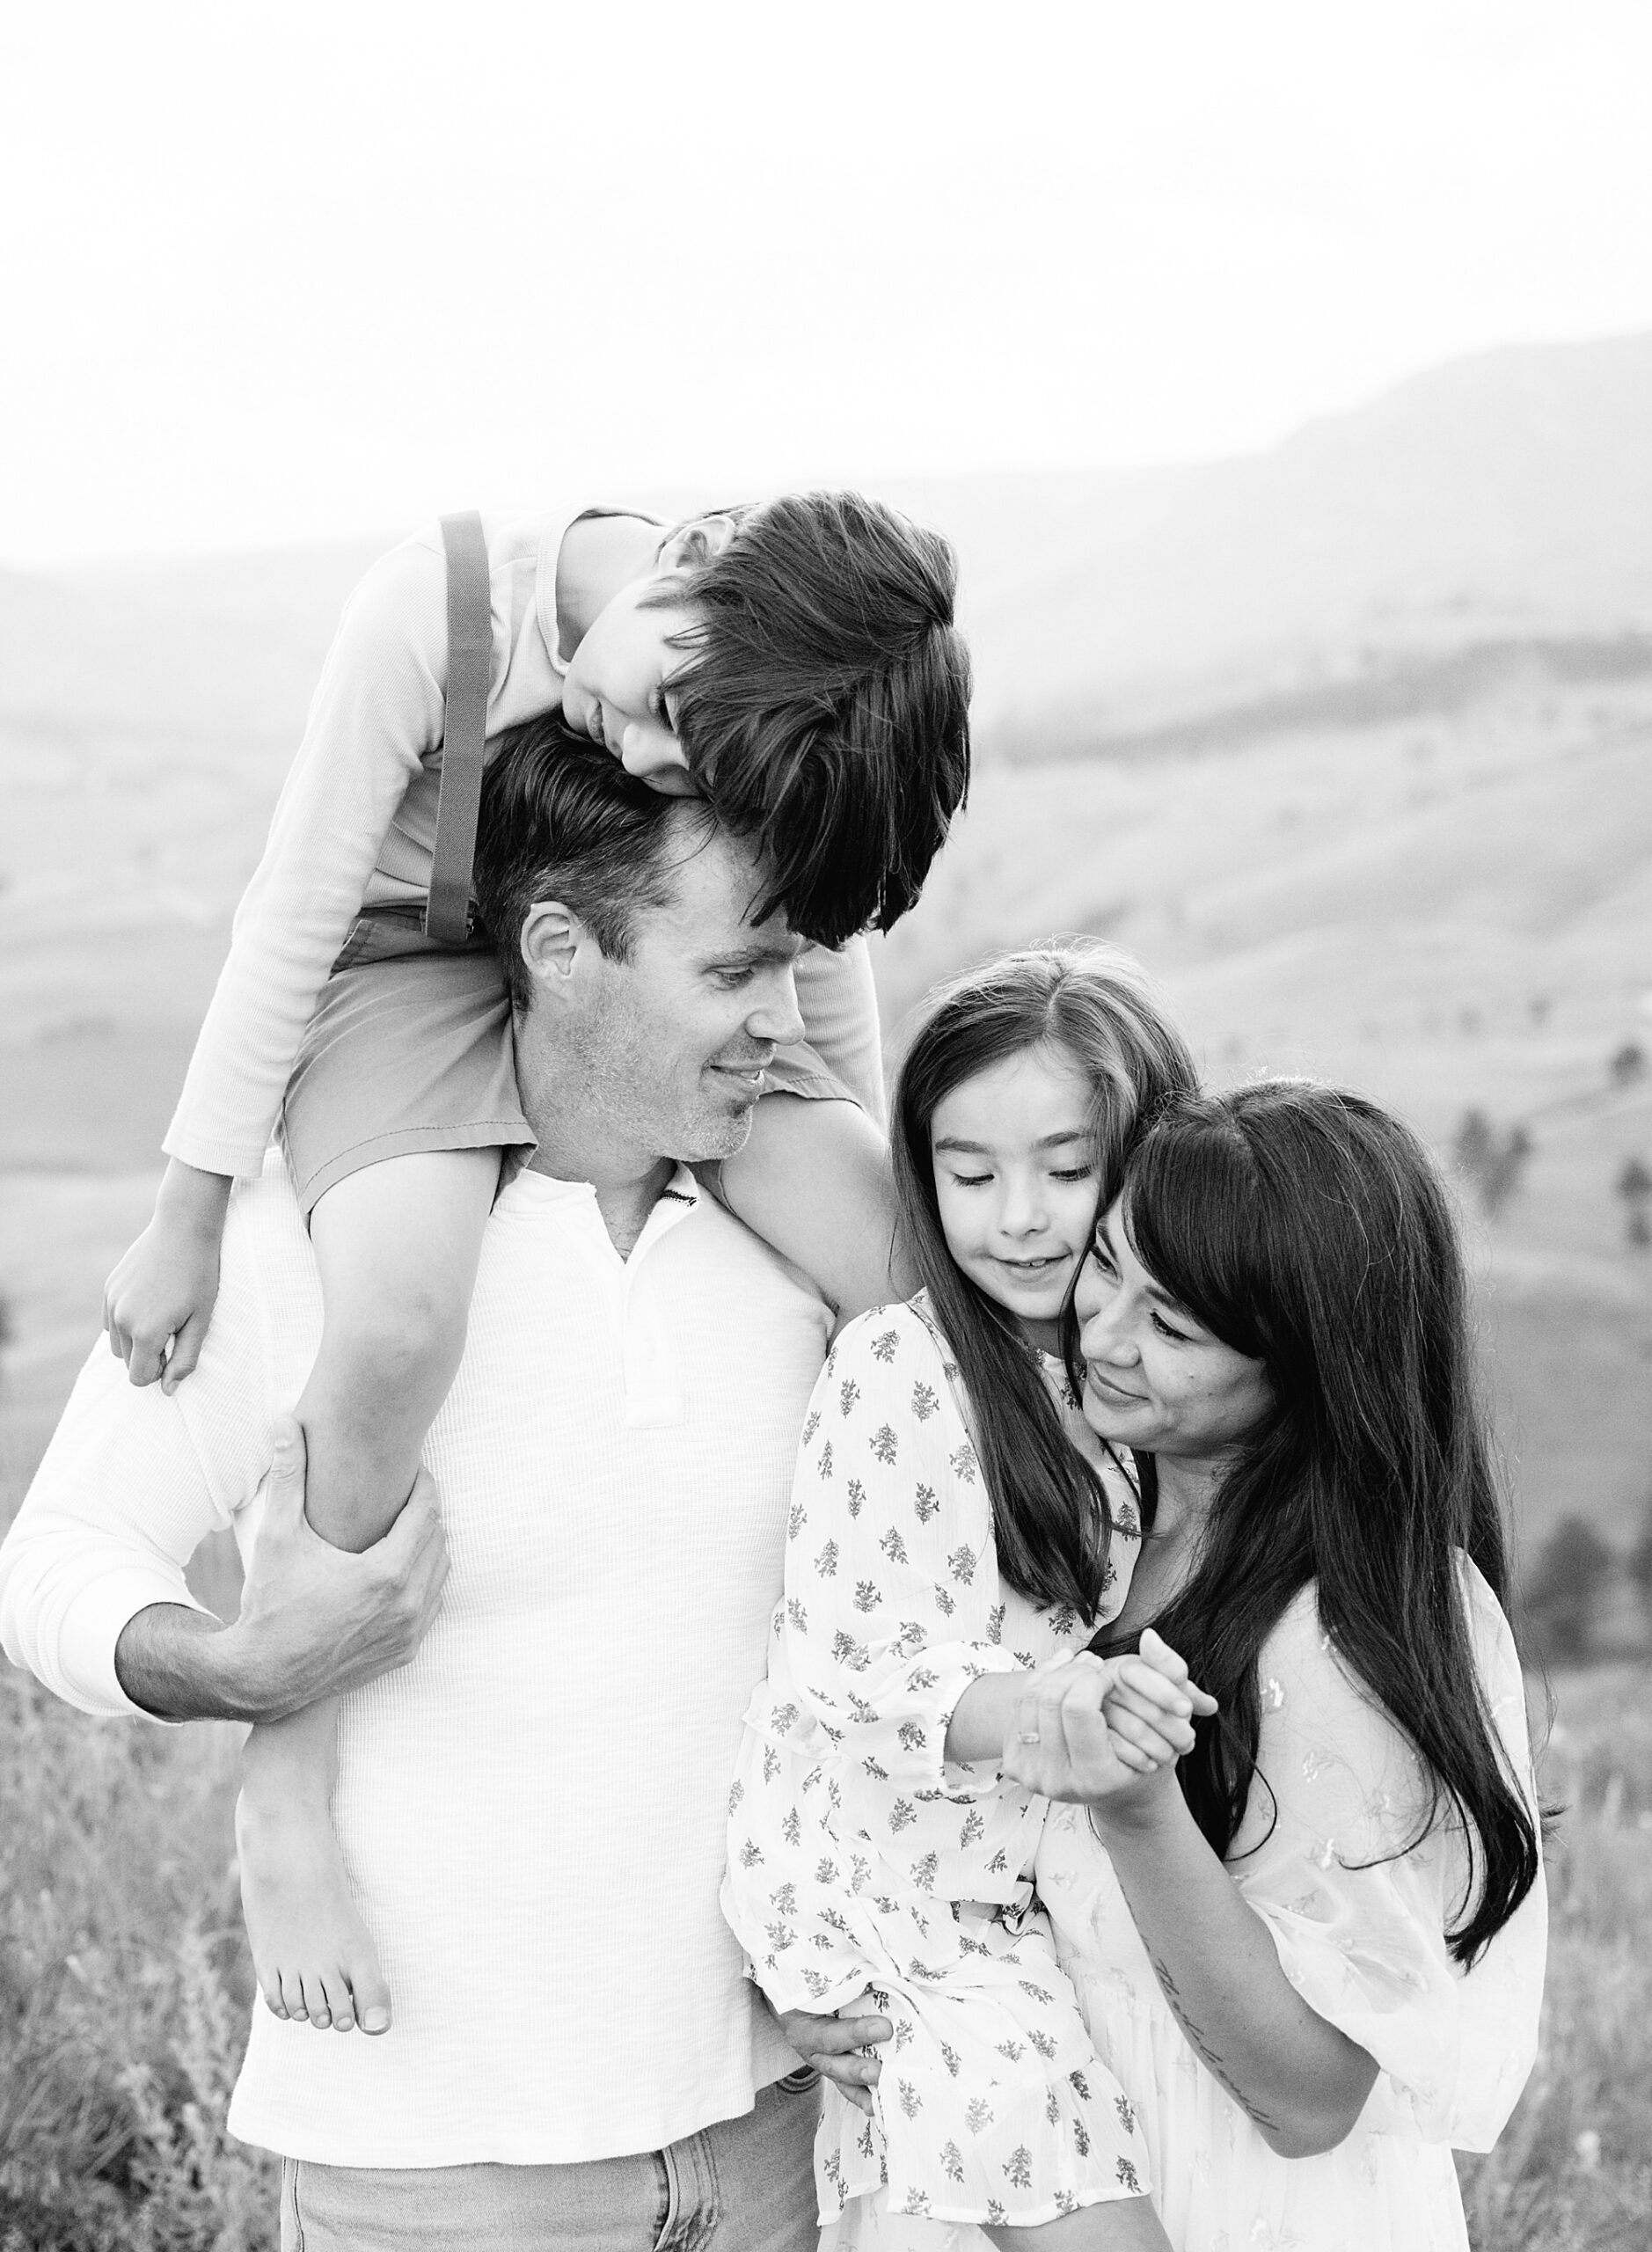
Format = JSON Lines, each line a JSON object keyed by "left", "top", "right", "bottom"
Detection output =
{"left": 4, "top": 663, "right": 1649, "bottom": 1567}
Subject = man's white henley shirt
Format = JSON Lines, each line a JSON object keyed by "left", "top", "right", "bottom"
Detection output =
{"left": 0, "top": 1154, "right": 831, "bottom": 2166}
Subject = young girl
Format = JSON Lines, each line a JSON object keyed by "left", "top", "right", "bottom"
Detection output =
{"left": 99, "top": 496, "right": 971, "bottom": 2037}
{"left": 723, "top": 945, "right": 1202, "bottom": 2243}
{"left": 1010, "top": 1082, "right": 1547, "bottom": 2252}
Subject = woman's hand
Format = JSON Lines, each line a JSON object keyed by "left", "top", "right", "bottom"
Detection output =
{"left": 1000, "top": 1631, "right": 1216, "bottom": 1805}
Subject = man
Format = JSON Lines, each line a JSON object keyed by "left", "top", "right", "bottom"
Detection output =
{"left": 0, "top": 723, "right": 883, "bottom": 2249}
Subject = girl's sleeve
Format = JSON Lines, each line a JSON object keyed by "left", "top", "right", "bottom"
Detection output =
{"left": 771, "top": 1306, "right": 1029, "bottom": 1807}
{"left": 724, "top": 1705, "right": 884, "bottom": 2014}
{"left": 791, "top": 940, "right": 885, "bottom": 1119}
{"left": 1232, "top": 1562, "right": 1546, "bottom": 2148}
{"left": 162, "top": 534, "right": 453, "bottom": 1177}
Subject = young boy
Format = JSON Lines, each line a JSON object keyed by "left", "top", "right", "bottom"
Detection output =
{"left": 102, "top": 492, "right": 972, "bottom": 2037}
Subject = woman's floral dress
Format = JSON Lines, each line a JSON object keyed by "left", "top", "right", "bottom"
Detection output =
{"left": 722, "top": 1295, "right": 1151, "bottom": 2228}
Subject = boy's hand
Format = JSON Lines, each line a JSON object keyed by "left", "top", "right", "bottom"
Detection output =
{"left": 104, "top": 1160, "right": 232, "bottom": 1391}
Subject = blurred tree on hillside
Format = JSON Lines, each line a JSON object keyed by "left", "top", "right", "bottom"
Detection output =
{"left": 1629, "top": 1498, "right": 1652, "bottom": 1637}
{"left": 1454, "top": 1109, "right": 1532, "bottom": 1217}
{"left": 1524, "top": 1515, "right": 1616, "bottom": 1664}
{"left": 1618, "top": 1157, "right": 1652, "bottom": 1251}
{"left": 1610, "top": 1042, "right": 1646, "bottom": 1089}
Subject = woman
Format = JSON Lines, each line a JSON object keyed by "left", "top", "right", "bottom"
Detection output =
{"left": 806, "top": 1080, "right": 1546, "bottom": 2251}
{"left": 1012, "top": 1081, "right": 1546, "bottom": 2250}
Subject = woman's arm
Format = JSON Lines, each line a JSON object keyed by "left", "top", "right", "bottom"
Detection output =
{"left": 1092, "top": 1780, "right": 1378, "bottom": 2156}
{"left": 1005, "top": 1653, "right": 1378, "bottom": 2159}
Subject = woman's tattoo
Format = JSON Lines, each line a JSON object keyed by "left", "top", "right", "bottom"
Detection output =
{"left": 1145, "top": 1945, "right": 1284, "bottom": 2135}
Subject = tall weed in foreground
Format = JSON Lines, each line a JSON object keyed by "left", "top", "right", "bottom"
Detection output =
{"left": 0, "top": 1669, "right": 275, "bottom": 2250}
{"left": 1458, "top": 1664, "right": 1652, "bottom": 2250}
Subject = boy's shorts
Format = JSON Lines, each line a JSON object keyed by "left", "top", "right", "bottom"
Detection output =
{"left": 280, "top": 908, "right": 860, "bottom": 1219}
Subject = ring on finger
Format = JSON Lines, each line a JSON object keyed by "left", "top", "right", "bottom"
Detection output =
{"left": 1018, "top": 1729, "right": 1042, "bottom": 1744}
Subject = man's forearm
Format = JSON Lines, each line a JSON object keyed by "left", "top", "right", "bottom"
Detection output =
{"left": 110, "top": 1449, "right": 449, "bottom": 1726}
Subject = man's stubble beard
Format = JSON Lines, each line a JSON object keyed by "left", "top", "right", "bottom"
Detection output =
{"left": 561, "top": 1002, "right": 758, "bottom": 1170}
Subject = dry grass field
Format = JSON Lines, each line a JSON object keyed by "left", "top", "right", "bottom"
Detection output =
{"left": 1454, "top": 1665, "right": 1652, "bottom": 2250}
{"left": 1, "top": 1487, "right": 1647, "bottom": 2250}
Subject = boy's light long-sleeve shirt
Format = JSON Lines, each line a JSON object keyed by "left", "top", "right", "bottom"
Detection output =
{"left": 163, "top": 515, "right": 884, "bottom": 1180}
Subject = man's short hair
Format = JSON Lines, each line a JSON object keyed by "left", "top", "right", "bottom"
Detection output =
{"left": 649, "top": 491, "right": 971, "bottom": 950}
{"left": 473, "top": 717, "right": 709, "bottom": 1013}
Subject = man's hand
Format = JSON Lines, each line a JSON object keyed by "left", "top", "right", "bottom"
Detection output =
{"left": 777, "top": 1997, "right": 893, "bottom": 2117}
{"left": 113, "top": 1415, "right": 449, "bottom": 1722}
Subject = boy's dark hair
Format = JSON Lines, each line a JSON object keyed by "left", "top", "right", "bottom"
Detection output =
{"left": 472, "top": 714, "right": 713, "bottom": 1012}
{"left": 650, "top": 491, "right": 971, "bottom": 948}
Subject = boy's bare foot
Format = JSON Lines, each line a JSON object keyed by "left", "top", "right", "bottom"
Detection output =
{"left": 236, "top": 1789, "right": 392, "bottom": 2034}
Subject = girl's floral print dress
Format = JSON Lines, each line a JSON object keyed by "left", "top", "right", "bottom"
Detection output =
{"left": 722, "top": 1296, "right": 1151, "bottom": 2228}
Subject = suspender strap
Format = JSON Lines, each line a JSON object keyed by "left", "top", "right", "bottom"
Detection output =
{"left": 423, "top": 510, "right": 493, "bottom": 945}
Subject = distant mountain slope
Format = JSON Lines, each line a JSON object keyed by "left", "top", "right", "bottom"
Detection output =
{"left": 1, "top": 331, "right": 1648, "bottom": 767}
{"left": 0, "top": 542, "right": 382, "bottom": 748}
{"left": 885, "top": 331, "right": 1652, "bottom": 740}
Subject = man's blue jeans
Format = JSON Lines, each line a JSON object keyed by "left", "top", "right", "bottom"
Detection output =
{"left": 278, "top": 2069, "right": 822, "bottom": 2251}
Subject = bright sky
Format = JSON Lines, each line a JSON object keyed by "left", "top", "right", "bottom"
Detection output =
{"left": 3, "top": 0, "right": 1649, "bottom": 567}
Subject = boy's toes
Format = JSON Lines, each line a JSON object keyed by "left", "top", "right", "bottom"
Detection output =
{"left": 281, "top": 1969, "right": 318, "bottom": 2027}
{"left": 352, "top": 1962, "right": 393, "bottom": 2037}
{"left": 318, "top": 1968, "right": 356, "bottom": 2033}
{"left": 296, "top": 1973, "right": 333, "bottom": 2031}
{"left": 276, "top": 1965, "right": 311, "bottom": 2023}
{"left": 253, "top": 1949, "right": 289, "bottom": 2018}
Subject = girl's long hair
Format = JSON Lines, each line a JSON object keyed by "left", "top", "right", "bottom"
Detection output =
{"left": 891, "top": 943, "right": 1199, "bottom": 1621}
{"left": 1090, "top": 1082, "right": 1539, "bottom": 1963}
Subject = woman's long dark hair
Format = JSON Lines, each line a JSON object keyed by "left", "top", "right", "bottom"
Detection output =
{"left": 892, "top": 944, "right": 1198, "bottom": 1621}
{"left": 1087, "top": 1082, "right": 1539, "bottom": 1963}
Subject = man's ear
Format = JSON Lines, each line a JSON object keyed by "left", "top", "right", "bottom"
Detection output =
{"left": 654, "top": 513, "right": 737, "bottom": 579}
{"left": 518, "top": 900, "right": 588, "bottom": 995}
